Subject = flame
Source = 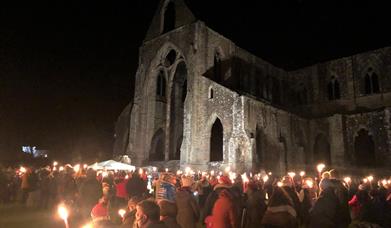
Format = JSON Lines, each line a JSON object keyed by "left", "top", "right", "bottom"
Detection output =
{"left": 288, "top": 172, "right": 296, "bottom": 178}
{"left": 73, "top": 164, "right": 80, "bottom": 173}
{"left": 118, "top": 209, "right": 126, "bottom": 218}
{"left": 343, "top": 177, "right": 351, "bottom": 184}
{"left": 81, "top": 223, "right": 93, "bottom": 228}
{"left": 20, "top": 167, "right": 27, "bottom": 173}
{"left": 316, "top": 163, "right": 325, "bottom": 173}
{"left": 305, "top": 179, "right": 314, "bottom": 188}
{"left": 57, "top": 204, "right": 69, "bottom": 220}
{"left": 262, "top": 175, "right": 269, "bottom": 183}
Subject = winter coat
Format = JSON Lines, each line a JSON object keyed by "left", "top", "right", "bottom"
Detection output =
{"left": 209, "top": 188, "right": 237, "bottom": 228}
{"left": 161, "top": 216, "right": 181, "bottom": 228}
{"left": 261, "top": 186, "right": 298, "bottom": 228}
{"left": 309, "top": 187, "right": 349, "bottom": 228}
{"left": 175, "top": 187, "right": 199, "bottom": 228}
{"left": 79, "top": 177, "right": 102, "bottom": 209}
{"left": 244, "top": 188, "right": 266, "bottom": 228}
{"left": 126, "top": 175, "right": 147, "bottom": 198}
{"left": 157, "top": 181, "right": 176, "bottom": 202}
{"left": 116, "top": 180, "right": 128, "bottom": 199}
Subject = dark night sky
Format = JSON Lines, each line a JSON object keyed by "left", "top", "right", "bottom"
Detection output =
{"left": 1, "top": 0, "right": 390, "bottom": 163}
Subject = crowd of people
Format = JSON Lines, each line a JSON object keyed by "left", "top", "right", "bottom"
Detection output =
{"left": 0, "top": 163, "right": 391, "bottom": 228}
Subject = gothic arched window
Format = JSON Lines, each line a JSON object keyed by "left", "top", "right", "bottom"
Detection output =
{"left": 156, "top": 71, "right": 166, "bottom": 98}
{"left": 364, "top": 68, "right": 380, "bottom": 95}
{"left": 327, "top": 76, "right": 341, "bottom": 100}
{"left": 162, "top": 2, "right": 175, "bottom": 34}
{"left": 213, "top": 52, "right": 222, "bottom": 83}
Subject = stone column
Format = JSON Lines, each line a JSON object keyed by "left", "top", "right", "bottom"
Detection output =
{"left": 329, "top": 114, "right": 345, "bottom": 168}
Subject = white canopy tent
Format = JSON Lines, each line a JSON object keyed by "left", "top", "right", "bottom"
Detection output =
{"left": 88, "top": 160, "right": 136, "bottom": 171}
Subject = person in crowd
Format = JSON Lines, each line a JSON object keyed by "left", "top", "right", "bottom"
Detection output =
{"left": 20, "top": 167, "right": 32, "bottom": 204}
{"left": 244, "top": 181, "right": 267, "bottom": 228}
{"left": 156, "top": 173, "right": 177, "bottom": 202}
{"left": 91, "top": 196, "right": 113, "bottom": 227}
{"left": 38, "top": 168, "right": 51, "bottom": 209}
{"left": 135, "top": 200, "right": 168, "bottom": 228}
{"left": 126, "top": 172, "right": 147, "bottom": 199}
{"left": 121, "top": 195, "right": 144, "bottom": 227}
{"left": 158, "top": 199, "right": 181, "bottom": 228}
{"left": 58, "top": 165, "right": 78, "bottom": 202}
{"left": 79, "top": 168, "right": 102, "bottom": 220}
{"left": 115, "top": 174, "right": 128, "bottom": 208}
{"left": 298, "top": 177, "right": 317, "bottom": 227}
{"left": 204, "top": 175, "right": 237, "bottom": 228}
{"left": 349, "top": 184, "right": 370, "bottom": 221}
{"left": 195, "top": 173, "right": 212, "bottom": 209}
{"left": 175, "top": 175, "right": 199, "bottom": 228}
{"left": 309, "top": 177, "right": 350, "bottom": 228}
{"left": 261, "top": 176, "right": 299, "bottom": 228}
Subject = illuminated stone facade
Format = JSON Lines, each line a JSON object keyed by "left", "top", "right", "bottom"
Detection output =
{"left": 114, "top": 0, "right": 391, "bottom": 175}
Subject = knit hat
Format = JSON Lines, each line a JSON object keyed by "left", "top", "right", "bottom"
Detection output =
{"left": 181, "top": 176, "right": 194, "bottom": 187}
{"left": 158, "top": 199, "right": 177, "bottom": 217}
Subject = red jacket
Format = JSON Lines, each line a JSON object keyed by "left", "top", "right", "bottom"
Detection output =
{"left": 348, "top": 195, "right": 363, "bottom": 219}
{"left": 116, "top": 180, "right": 128, "bottom": 199}
{"left": 210, "top": 189, "right": 236, "bottom": 228}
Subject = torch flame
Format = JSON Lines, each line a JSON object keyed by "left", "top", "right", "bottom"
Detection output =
{"left": 316, "top": 163, "right": 325, "bottom": 173}
{"left": 288, "top": 172, "right": 296, "bottom": 178}
{"left": 343, "top": 177, "right": 351, "bottom": 184}
{"left": 118, "top": 209, "right": 126, "bottom": 218}
{"left": 58, "top": 205, "right": 69, "bottom": 221}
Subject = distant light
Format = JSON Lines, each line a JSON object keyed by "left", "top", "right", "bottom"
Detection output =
{"left": 299, "top": 171, "right": 305, "bottom": 177}
{"left": 277, "top": 181, "right": 283, "bottom": 187}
